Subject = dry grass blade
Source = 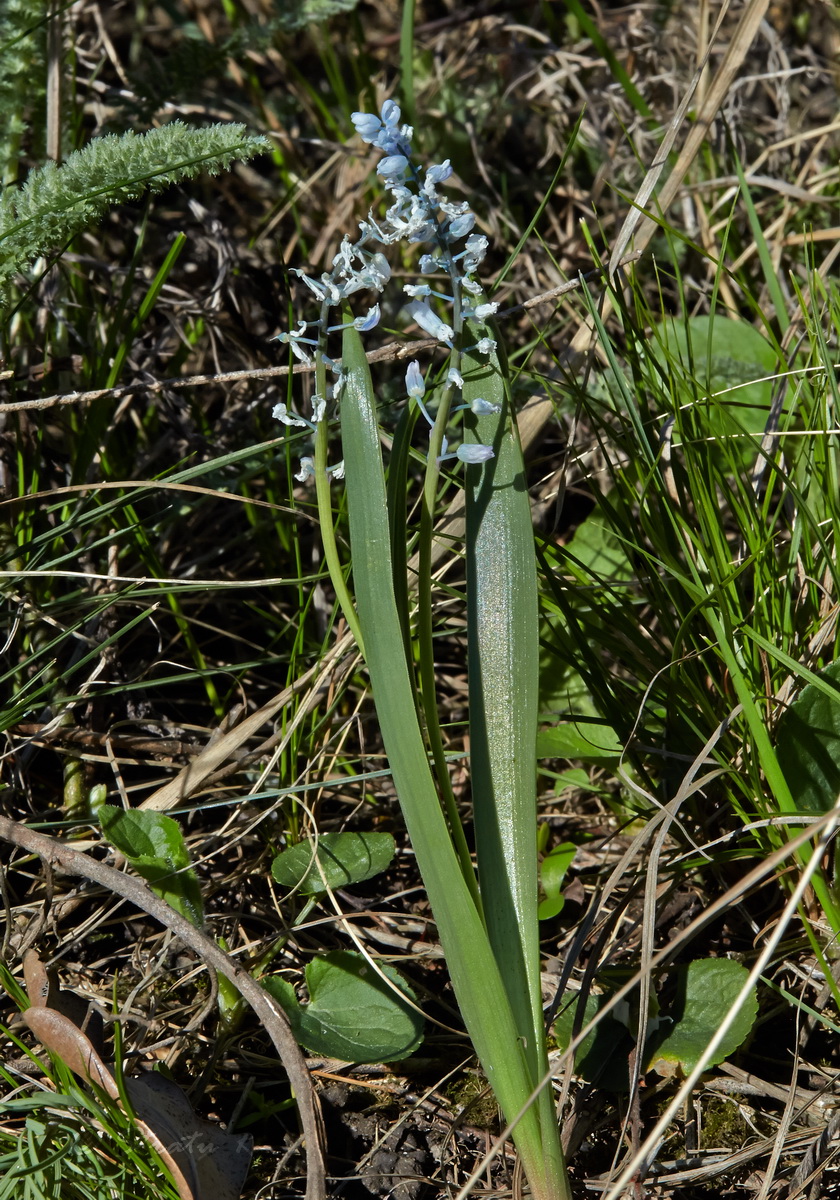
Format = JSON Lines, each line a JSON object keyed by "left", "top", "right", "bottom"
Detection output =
{"left": 140, "top": 632, "right": 355, "bottom": 811}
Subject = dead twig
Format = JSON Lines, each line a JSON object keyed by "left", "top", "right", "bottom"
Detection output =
{"left": 0, "top": 814, "right": 326, "bottom": 1200}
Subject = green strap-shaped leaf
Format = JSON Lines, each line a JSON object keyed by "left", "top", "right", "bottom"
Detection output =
{"left": 463, "top": 326, "right": 565, "bottom": 1190}
{"left": 339, "top": 321, "right": 567, "bottom": 1200}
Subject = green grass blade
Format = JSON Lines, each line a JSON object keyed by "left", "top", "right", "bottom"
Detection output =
{"left": 339, "top": 322, "right": 568, "bottom": 1200}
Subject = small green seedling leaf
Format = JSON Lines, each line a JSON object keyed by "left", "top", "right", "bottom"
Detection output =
{"left": 262, "top": 950, "right": 424, "bottom": 1062}
{"left": 646, "top": 958, "right": 757, "bottom": 1075}
{"left": 99, "top": 805, "right": 204, "bottom": 928}
{"left": 538, "top": 843, "right": 577, "bottom": 920}
{"left": 536, "top": 721, "right": 623, "bottom": 763}
{"left": 776, "top": 661, "right": 840, "bottom": 813}
{"left": 271, "top": 831, "right": 395, "bottom": 895}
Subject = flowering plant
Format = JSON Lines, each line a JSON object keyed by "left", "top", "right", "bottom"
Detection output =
{"left": 274, "top": 99, "right": 570, "bottom": 1200}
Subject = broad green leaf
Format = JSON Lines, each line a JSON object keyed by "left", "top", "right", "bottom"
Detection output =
{"left": 99, "top": 805, "right": 204, "bottom": 928}
{"left": 776, "top": 661, "right": 840, "bottom": 813}
{"left": 652, "top": 316, "right": 779, "bottom": 466}
{"left": 646, "top": 958, "right": 757, "bottom": 1074}
{"left": 536, "top": 721, "right": 623, "bottom": 762}
{"left": 340, "top": 321, "right": 567, "bottom": 1200}
{"left": 565, "top": 512, "right": 631, "bottom": 581}
{"left": 553, "top": 991, "right": 633, "bottom": 1090}
{"left": 271, "top": 831, "right": 395, "bottom": 895}
{"left": 463, "top": 318, "right": 566, "bottom": 1192}
{"left": 274, "top": 0, "right": 360, "bottom": 30}
{"left": 463, "top": 324, "right": 542, "bottom": 1052}
{"left": 99, "top": 805, "right": 190, "bottom": 863}
{"left": 263, "top": 951, "right": 423, "bottom": 1062}
{"left": 538, "top": 843, "right": 577, "bottom": 921}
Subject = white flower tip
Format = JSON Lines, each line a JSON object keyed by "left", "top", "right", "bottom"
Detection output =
{"left": 405, "top": 360, "right": 425, "bottom": 399}
{"left": 295, "top": 457, "right": 316, "bottom": 482}
{"left": 456, "top": 443, "right": 495, "bottom": 464}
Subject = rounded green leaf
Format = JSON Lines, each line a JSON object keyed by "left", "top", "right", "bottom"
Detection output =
{"left": 99, "top": 805, "right": 204, "bottom": 928}
{"left": 270, "top": 831, "right": 395, "bottom": 895}
{"left": 536, "top": 722, "right": 623, "bottom": 762}
{"left": 553, "top": 991, "right": 633, "bottom": 1090}
{"left": 263, "top": 950, "right": 424, "bottom": 1062}
{"left": 99, "top": 805, "right": 190, "bottom": 866}
{"left": 647, "top": 958, "right": 757, "bottom": 1074}
{"left": 538, "top": 843, "right": 577, "bottom": 921}
{"left": 652, "top": 316, "right": 779, "bottom": 467}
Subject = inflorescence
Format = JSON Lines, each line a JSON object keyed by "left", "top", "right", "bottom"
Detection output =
{"left": 273, "top": 98, "right": 500, "bottom": 475}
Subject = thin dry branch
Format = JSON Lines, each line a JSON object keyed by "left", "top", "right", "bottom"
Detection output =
{"left": 0, "top": 814, "right": 326, "bottom": 1200}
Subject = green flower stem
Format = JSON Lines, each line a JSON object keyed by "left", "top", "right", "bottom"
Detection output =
{"left": 312, "top": 302, "right": 365, "bottom": 655}
{"left": 416, "top": 376, "right": 481, "bottom": 908}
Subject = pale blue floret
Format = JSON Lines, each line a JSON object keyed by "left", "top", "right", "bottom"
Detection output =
{"left": 406, "top": 359, "right": 434, "bottom": 427}
{"left": 406, "top": 299, "right": 454, "bottom": 347}
{"left": 447, "top": 213, "right": 476, "bottom": 240}
{"left": 425, "top": 161, "right": 453, "bottom": 187}
{"left": 465, "top": 302, "right": 498, "bottom": 320}
{"left": 351, "top": 112, "right": 381, "bottom": 142}
{"left": 452, "top": 396, "right": 501, "bottom": 416}
{"left": 293, "top": 454, "right": 344, "bottom": 484}
{"left": 436, "top": 439, "right": 495, "bottom": 466}
{"left": 447, "top": 368, "right": 464, "bottom": 389}
{"left": 405, "top": 360, "right": 425, "bottom": 399}
{"left": 457, "top": 443, "right": 495, "bottom": 463}
{"left": 273, "top": 402, "right": 311, "bottom": 429}
{"left": 378, "top": 154, "right": 409, "bottom": 179}
{"left": 327, "top": 304, "right": 381, "bottom": 333}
